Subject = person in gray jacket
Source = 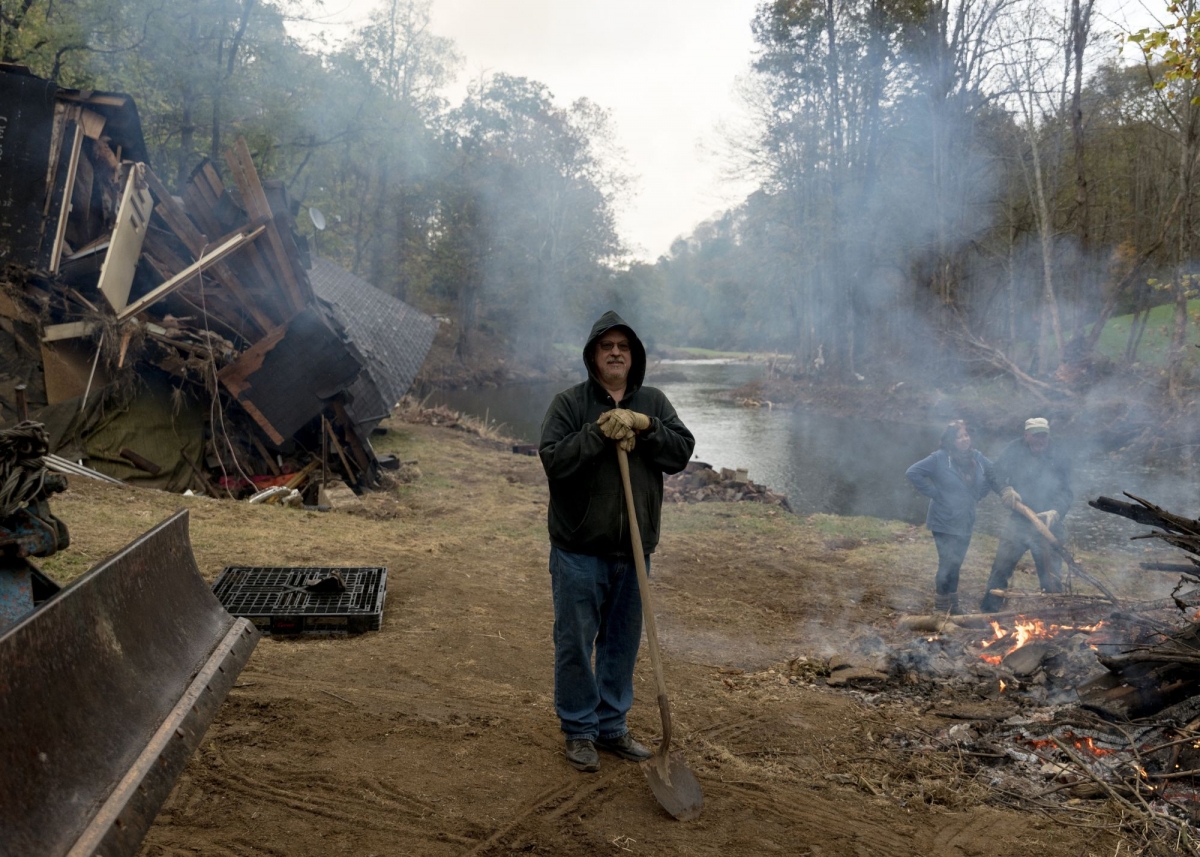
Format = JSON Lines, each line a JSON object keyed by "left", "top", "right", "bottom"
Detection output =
{"left": 906, "top": 420, "right": 994, "bottom": 615}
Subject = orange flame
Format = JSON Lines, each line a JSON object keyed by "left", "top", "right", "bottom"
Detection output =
{"left": 977, "top": 616, "right": 1099, "bottom": 663}
{"left": 1019, "top": 731, "right": 1113, "bottom": 757}
{"left": 1075, "top": 737, "right": 1112, "bottom": 756}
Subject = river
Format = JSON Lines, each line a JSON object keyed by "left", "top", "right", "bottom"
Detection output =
{"left": 427, "top": 360, "right": 1200, "bottom": 553}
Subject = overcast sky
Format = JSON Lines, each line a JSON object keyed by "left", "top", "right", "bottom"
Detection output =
{"left": 426, "top": 0, "right": 763, "bottom": 261}
{"left": 302, "top": 0, "right": 1166, "bottom": 262}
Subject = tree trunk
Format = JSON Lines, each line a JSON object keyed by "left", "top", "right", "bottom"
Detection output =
{"left": 176, "top": 8, "right": 200, "bottom": 191}
{"left": 1070, "top": 0, "right": 1092, "bottom": 250}
{"left": 1029, "top": 123, "right": 1064, "bottom": 371}
{"left": 1168, "top": 99, "right": 1199, "bottom": 401}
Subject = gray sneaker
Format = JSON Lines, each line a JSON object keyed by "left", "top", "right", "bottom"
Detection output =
{"left": 595, "top": 732, "right": 653, "bottom": 762}
{"left": 565, "top": 739, "right": 600, "bottom": 772}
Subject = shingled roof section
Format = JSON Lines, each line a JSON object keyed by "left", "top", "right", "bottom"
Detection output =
{"left": 308, "top": 257, "right": 437, "bottom": 431}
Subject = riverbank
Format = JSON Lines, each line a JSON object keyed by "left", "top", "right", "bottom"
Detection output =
{"left": 719, "top": 369, "right": 1189, "bottom": 457}
{"left": 418, "top": 325, "right": 1188, "bottom": 458}
{"left": 32, "top": 417, "right": 1181, "bottom": 854}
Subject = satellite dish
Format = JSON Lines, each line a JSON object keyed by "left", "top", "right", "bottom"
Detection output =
{"left": 308, "top": 206, "right": 327, "bottom": 231}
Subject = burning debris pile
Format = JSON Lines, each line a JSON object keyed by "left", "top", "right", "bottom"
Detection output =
{"left": 803, "top": 596, "right": 1199, "bottom": 850}
{"left": 0, "top": 65, "right": 435, "bottom": 499}
{"left": 665, "top": 461, "right": 794, "bottom": 510}
{"left": 849, "top": 493, "right": 1200, "bottom": 851}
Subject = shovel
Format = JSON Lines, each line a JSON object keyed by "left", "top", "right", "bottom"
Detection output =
{"left": 616, "top": 446, "right": 704, "bottom": 821}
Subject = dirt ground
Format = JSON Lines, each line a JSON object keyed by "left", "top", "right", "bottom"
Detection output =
{"left": 37, "top": 419, "right": 1161, "bottom": 856}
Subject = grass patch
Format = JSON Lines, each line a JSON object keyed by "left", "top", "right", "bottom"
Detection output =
{"left": 806, "top": 514, "right": 907, "bottom": 544}
{"left": 38, "top": 551, "right": 94, "bottom": 585}
{"left": 1086, "top": 299, "right": 1200, "bottom": 367}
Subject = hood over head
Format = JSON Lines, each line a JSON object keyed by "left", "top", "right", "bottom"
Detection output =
{"left": 584, "top": 310, "right": 646, "bottom": 395}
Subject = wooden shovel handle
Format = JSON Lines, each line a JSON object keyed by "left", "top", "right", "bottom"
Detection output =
{"left": 617, "top": 446, "right": 673, "bottom": 756}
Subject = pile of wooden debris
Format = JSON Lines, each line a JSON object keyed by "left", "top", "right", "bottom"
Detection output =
{"left": 0, "top": 65, "right": 436, "bottom": 498}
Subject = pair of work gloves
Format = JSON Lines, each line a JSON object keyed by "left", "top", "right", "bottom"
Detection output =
{"left": 1000, "top": 487, "right": 1059, "bottom": 527}
{"left": 597, "top": 408, "right": 651, "bottom": 452}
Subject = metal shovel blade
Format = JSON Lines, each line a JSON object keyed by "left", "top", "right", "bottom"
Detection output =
{"left": 641, "top": 751, "right": 704, "bottom": 821}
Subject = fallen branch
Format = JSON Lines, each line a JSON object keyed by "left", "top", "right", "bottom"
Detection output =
{"left": 948, "top": 317, "right": 1072, "bottom": 401}
{"left": 1012, "top": 499, "right": 1122, "bottom": 607}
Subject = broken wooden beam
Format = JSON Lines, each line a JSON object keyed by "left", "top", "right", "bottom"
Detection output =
{"left": 117, "top": 225, "right": 265, "bottom": 321}
{"left": 143, "top": 167, "right": 275, "bottom": 334}
{"left": 224, "top": 138, "right": 309, "bottom": 312}
{"left": 42, "top": 321, "right": 99, "bottom": 342}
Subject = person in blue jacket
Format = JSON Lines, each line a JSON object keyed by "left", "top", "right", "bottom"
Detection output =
{"left": 905, "top": 421, "right": 994, "bottom": 615}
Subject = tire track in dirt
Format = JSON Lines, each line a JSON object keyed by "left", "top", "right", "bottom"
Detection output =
{"left": 202, "top": 747, "right": 483, "bottom": 849}
{"left": 145, "top": 832, "right": 299, "bottom": 857}
{"left": 352, "top": 773, "right": 442, "bottom": 815}
{"left": 238, "top": 670, "right": 536, "bottom": 726}
{"left": 461, "top": 770, "right": 625, "bottom": 856}
{"left": 714, "top": 782, "right": 916, "bottom": 856}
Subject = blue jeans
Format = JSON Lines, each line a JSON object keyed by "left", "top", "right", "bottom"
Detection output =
{"left": 549, "top": 546, "right": 646, "bottom": 741}
{"left": 981, "top": 516, "right": 1065, "bottom": 612}
{"left": 932, "top": 531, "right": 972, "bottom": 596}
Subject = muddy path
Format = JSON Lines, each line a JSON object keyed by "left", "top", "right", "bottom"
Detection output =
{"left": 37, "top": 420, "right": 1146, "bottom": 856}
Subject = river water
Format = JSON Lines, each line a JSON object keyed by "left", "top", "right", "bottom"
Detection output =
{"left": 427, "top": 360, "right": 1200, "bottom": 553}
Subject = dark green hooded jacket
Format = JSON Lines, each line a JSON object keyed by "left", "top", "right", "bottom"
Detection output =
{"left": 539, "top": 311, "right": 695, "bottom": 556}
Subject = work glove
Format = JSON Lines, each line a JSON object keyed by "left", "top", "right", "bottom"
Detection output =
{"left": 1037, "top": 510, "right": 1059, "bottom": 528}
{"left": 1001, "top": 487, "right": 1022, "bottom": 509}
{"left": 596, "top": 412, "right": 633, "bottom": 442}
{"left": 598, "top": 409, "right": 650, "bottom": 440}
{"left": 617, "top": 433, "right": 636, "bottom": 453}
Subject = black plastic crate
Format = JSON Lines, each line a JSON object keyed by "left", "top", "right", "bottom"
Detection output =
{"left": 212, "top": 566, "right": 387, "bottom": 634}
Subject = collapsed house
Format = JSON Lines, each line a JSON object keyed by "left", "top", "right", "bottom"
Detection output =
{"left": 0, "top": 64, "right": 436, "bottom": 498}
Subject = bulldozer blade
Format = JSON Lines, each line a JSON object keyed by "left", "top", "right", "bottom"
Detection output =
{"left": 0, "top": 509, "right": 260, "bottom": 857}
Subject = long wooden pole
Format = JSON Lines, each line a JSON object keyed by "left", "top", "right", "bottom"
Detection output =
{"left": 1011, "top": 498, "right": 1122, "bottom": 607}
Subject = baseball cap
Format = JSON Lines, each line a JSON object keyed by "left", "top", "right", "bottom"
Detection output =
{"left": 1024, "top": 417, "right": 1050, "bottom": 434}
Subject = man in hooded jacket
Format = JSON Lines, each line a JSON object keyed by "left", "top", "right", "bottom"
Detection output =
{"left": 539, "top": 311, "right": 695, "bottom": 773}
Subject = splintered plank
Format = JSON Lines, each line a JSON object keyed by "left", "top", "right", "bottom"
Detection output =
{"left": 145, "top": 168, "right": 275, "bottom": 334}
{"left": 182, "top": 182, "right": 223, "bottom": 239}
{"left": 196, "top": 158, "right": 292, "bottom": 320}
{"left": 47, "top": 121, "right": 83, "bottom": 274}
{"left": 223, "top": 138, "right": 308, "bottom": 312}
{"left": 199, "top": 162, "right": 225, "bottom": 199}
{"left": 144, "top": 168, "right": 206, "bottom": 249}
{"left": 118, "top": 226, "right": 265, "bottom": 321}
{"left": 143, "top": 229, "right": 191, "bottom": 275}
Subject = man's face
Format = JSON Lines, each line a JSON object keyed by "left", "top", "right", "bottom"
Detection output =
{"left": 1025, "top": 430, "right": 1050, "bottom": 454}
{"left": 594, "top": 330, "right": 631, "bottom": 387}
